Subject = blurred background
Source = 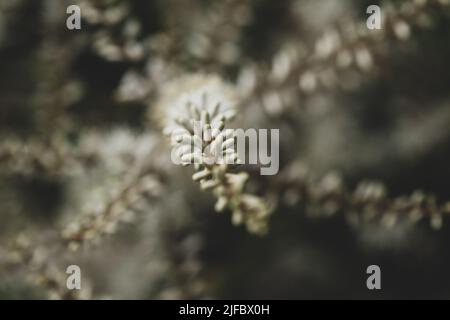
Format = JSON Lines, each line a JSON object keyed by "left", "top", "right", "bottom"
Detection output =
{"left": 1, "top": 0, "right": 450, "bottom": 299}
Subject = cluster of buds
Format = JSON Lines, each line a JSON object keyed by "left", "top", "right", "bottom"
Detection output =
{"left": 62, "top": 171, "right": 163, "bottom": 249}
{"left": 238, "top": 0, "right": 450, "bottom": 117}
{"left": 159, "top": 75, "right": 272, "bottom": 234}
{"left": 80, "top": 0, "right": 146, "bottom": 62}
{"left": 172, "top": 110, "right": 239, "bottom": 168}
{"left": 279, "top": 163, "right": 450, "bottom": 230}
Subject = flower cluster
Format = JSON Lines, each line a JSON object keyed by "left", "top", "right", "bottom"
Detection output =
{"left": 157, "top": 75, "right": 272, "bottom": 234}
{"left": 279, "top": 162, "right": 450, "bottom": 230}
